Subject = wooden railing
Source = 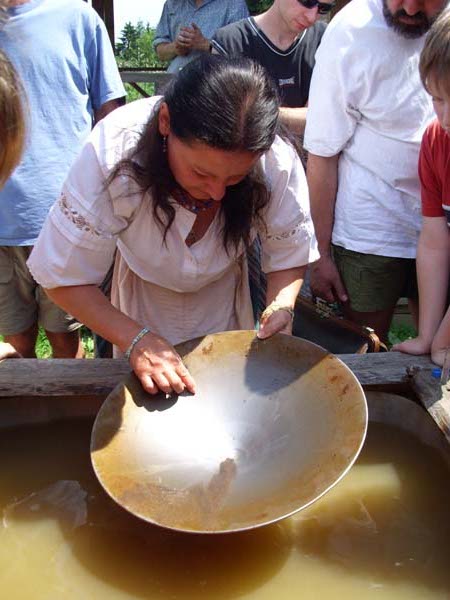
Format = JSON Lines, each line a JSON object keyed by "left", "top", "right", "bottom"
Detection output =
{"left": 120, "top": 68, "right": 174, "bottom": 98}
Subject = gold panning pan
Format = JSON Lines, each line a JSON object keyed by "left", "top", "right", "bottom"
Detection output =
{"left": 91, "top": 331, "right": 368, "bottom": 534}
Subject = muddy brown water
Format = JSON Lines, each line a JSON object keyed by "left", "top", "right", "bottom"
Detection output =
{"left": 0, "top": 397, "right": 449, "bottom": 599}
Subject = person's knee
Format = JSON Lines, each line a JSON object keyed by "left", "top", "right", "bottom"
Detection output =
{"left": 45, "top": 329, "right": 84, "bottom": 358}
{"left": 4, "top": 323, "right": 39, "bottom": 357}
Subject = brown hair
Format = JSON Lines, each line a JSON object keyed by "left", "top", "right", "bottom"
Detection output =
{"left": 420, "top": 11, "right": 450, "bottom": 96}
{"left": 0, "top": 50, "right": 25, "bottom": 186}
{"left": 109, "top": 55, "right": 281, "bottom": 254}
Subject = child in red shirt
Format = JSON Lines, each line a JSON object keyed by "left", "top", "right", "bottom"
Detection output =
{"left": 394, "top": 12, "right": 450, "bottom": 366}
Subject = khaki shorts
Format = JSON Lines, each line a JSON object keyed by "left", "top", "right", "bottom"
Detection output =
{"left": 0, "top": 246, "right": 80, "bottom": 336}
{"left": 332, "top": 244, "right": 418, "bottom": 313}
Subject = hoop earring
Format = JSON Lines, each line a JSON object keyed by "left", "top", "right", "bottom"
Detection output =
{"left": 162, "top": 136, "right": 167, "bottom": 153}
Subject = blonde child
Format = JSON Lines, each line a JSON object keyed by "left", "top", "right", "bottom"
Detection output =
{"left": 394, "top": 12, "right": 450, "bottom": 366}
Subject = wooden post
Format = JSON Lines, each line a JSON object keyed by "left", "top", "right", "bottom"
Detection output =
{"left": 91, "top": 0, "right": 115, "bottom": 48}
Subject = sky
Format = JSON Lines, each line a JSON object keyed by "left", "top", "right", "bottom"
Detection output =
{"left": 114, "top": 0, "right": 165, "bottom": 38}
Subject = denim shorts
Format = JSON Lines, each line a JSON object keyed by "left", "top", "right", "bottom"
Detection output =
{"left": 332, "top": 244, "right": 418, "bottom": 313}
{"left": 0, "top": 246, "right": 80, "bottom": 335}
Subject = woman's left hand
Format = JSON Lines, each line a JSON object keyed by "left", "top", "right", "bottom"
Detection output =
{"left": 0, "top": 342, "right": 21, "bottom": 360}
{"left": 257, "top": 308, "right": 293, "bottom": 339}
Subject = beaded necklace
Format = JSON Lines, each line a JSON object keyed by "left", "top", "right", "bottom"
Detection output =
{"left": 175, "top": 189, "right": 214, "bottom": 214}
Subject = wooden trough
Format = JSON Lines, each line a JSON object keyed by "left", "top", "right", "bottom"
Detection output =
{"left": 1, "top": 352, "right": 450, "bottom": 598}
{"left": 0, "top": 353, "right": 449, "bottom": 443}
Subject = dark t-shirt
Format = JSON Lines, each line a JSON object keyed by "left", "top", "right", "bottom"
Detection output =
{"left": 212, "top": 17, "right": 326, "bottom": 108}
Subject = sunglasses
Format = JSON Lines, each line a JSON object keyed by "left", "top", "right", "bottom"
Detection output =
{"left": 297, "top": 0, "right": 336, "bottom": 14}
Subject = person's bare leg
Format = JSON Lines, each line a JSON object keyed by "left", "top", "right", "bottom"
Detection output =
{"left": 408, "top": 297, "right": 419, "bottom": 330}
{"left": 4, "top": 322, "right": 38, "bottom": 358}
{"left": 341, "top": 305, "right": 395, "bottom": 345}
{"left": 45, "top": 329, "right": 85, "bottom": 358}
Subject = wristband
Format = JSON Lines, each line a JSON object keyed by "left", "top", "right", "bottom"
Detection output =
{"left": 260, "top": 301, "right": 295, "bottom": 322}
{"left": 124, "top": 327, "right": 151, "bottom": 360}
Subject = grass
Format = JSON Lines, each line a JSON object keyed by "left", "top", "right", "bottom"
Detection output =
{"left": 387, "top": 322, "right": 417, "bottom": 348}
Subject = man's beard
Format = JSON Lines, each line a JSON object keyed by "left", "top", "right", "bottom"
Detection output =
{"left": 382, "top": 0, "right": 440, "bottom": 38}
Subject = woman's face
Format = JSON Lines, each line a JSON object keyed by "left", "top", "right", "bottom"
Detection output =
{"left": 158, "top": 103, "right": 261, "bottom": 202}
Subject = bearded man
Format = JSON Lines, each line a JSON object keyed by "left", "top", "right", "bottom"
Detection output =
{"left": 303, "top": 0, "right": 449, "bottom": 342}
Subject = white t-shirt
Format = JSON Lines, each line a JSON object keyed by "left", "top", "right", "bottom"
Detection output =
{"left": 304, "top": 0, "right": 434, "bottom": 258}
{"left": 28, "top": 98, "right": 318, "bottom": 344}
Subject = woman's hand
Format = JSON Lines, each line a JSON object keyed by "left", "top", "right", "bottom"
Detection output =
{"left": 0, "top": 342, "right": 21, "bottom": 360}
{"left": 129, "top": 332, "right": 196, "bottom": 396}
{"left": 257, "top": 308, "right": 293, "bottom": 339}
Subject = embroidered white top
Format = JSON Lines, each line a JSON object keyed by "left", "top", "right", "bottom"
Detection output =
{"left": 28, "top": 97, "right": 318, "bottom": 345}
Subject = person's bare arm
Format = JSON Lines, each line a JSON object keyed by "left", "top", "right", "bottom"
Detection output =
{"left": 94, "top": 97, "right": 125, "bottom": 124}
{"left": 307, "top": 153, "right": 348, "bottom": 303}
{"left": 258, "top": 266, "right": 305, "bottom": 339}
{"left": 279, "top": 106, "right": 308, "bottom": 136}
{"left": 431, "top": 304, "right": 450, "bottom": 366}
{"left": 155, "top": 41, "right": 189, "bottom": 62}
{"left": 393, "top": 216, "right": 449, "bottom": 357}
{"left": 45, "top": 285, "right": 196, "bottom": 396}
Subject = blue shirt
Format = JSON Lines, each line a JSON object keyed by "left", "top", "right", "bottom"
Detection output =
{"left": 0, "top": 0, "right": 126, "bottom": 245}
{"left": 154, "top": 0, "right": 249, "bottom": 73}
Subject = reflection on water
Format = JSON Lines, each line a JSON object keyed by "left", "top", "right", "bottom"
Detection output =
{"left": 0, "top": 419, "right": 449, "bottom": 599}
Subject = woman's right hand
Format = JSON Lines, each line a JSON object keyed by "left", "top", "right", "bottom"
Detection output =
{"left": 129, "top": 332, "right": 196, "bottom": 396}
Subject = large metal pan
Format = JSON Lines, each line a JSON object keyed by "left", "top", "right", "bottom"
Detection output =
{"left": 91, "top": 331, "right": 367, "bottom": 534}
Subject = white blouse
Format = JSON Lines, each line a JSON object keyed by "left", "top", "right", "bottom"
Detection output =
{"left": 28, "top": 98, "right": 318, "bottom": 343}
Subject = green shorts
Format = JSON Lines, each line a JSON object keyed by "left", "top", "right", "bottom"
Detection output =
{"left": 332, "top": 244, "right": 418, "bottom": 313}
{"left": 0, "top": 246, "right": 80, "bottom": 336}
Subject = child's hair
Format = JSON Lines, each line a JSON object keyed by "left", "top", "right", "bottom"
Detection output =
{"left": 0, "top": 49, "right": 25, "bottom": 186}
{"left": 420, "top": 11, "right": 450, "bottom": 96}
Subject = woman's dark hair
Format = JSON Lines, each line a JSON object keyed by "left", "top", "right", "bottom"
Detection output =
{"left": 109, "top": 54, "right": 281, "bottom": 252}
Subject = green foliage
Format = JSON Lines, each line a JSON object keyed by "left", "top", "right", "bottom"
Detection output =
{"left": 246, "top": 0, "right": 273, "bottom": 14}
{"left": 387, "top": 323, "right": 417, "bottom": 348}
{"left": 124, "top": 82, "right": 156, "bottom": 103}
{"left": 115, "top": 20, "right": 166, "bottom": 69}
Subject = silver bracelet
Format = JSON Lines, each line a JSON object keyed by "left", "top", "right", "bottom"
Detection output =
{"left": 124, "top": 327, "right": 151, "bottom": 360}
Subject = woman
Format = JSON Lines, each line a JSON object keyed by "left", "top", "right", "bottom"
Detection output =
{"left": 0, "top": 48, "right": 25, "bottom": 360}
{"left": 28, "top": 55, "right": 319, "bottom": 394}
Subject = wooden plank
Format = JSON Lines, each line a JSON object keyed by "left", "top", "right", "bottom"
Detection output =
{"left": 338, "top": 352, "right": 433, "bottom": 386}
{"left": 0, "top": 358, "right": 131, "bottom": 397}
{"left": 2, "top": 354, "right": 448, "bottom": 438}
{"left": 0, "top": 352, "right": 435, "bottom": 398}
{"left": 119, "top": 71, "right": 174, "bottom": 87}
